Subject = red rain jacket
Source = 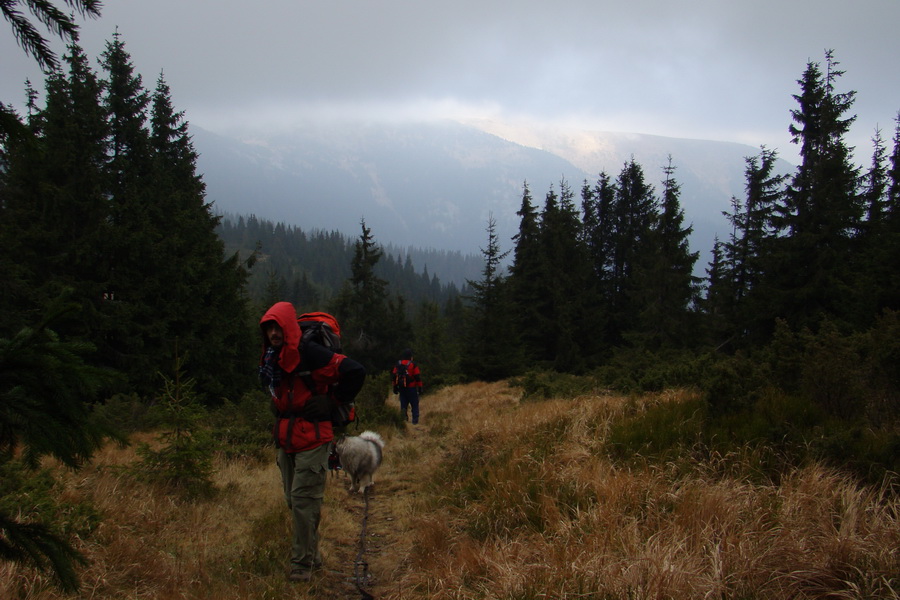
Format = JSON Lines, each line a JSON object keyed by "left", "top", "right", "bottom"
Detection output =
{"left": 259, "top": 302, "right": 365, "bottom": 452}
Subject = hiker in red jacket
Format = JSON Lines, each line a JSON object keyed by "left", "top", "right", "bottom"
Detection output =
{"left": 391, "top": 348, "right": 423, "bottom": 424}
{"left": 259, "top": 301, "right": 365, "bottom": 582}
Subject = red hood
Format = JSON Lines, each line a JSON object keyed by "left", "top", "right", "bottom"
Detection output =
{"left": 260, "top": 302, "right": 301, "bottom": 373}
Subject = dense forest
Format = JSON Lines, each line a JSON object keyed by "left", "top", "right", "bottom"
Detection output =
{"left": 215, "top": 213, "right": 474, "bottom": 313}
{"left": 1, "top": 3, "right": 899, "bottom": 592}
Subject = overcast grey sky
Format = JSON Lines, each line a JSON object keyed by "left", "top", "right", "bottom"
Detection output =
{"left": 3, "top": 0, "right": 899, "bottom": 163}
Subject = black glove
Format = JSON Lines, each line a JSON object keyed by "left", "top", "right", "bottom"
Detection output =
{"left": 301, "top": 394, "right": 334, "bottom": 422}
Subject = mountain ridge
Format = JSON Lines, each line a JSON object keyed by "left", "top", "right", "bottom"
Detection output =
{"left": 194, "top": 119, "right": 795, "bottom": 277}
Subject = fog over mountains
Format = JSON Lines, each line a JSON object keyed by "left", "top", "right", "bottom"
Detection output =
{"left": 194, "top": 119, "right": 795, "bottom": 275}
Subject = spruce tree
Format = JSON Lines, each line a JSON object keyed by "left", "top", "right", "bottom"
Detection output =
{"left": 102, "top": 31, "right": 151, "bottom": 200}
{"left": 1, "top": 0, "right": 101, "bottom": 72}
{"left": 507, "top": 182, "right": 547, "bottom": 364}
{"left": 766, "top": 51, "right": 863, "bottom": 332}
{"left": 857, "top": 128, "right": 890, "bottom": 317}
{"left": 331, "top": 220, "right": 401, "bottom": 372}
{"left": 629, "top": 158, "right": 700, "bottom": 350}
{"left": 38, "top": 45, "right": 111, "bottom": 339}
{"left": 412, "top": 300, "right": 457, "bottom": 383}
{"left": 703, "top": 236, "right": 731, "bottom": 346}
{"left": 609, "top": 158, "right": 658, "bottom": 344}
{"left": 0, "top": 94, "right": 49, "bottom": 332}
{"left": 148, "top": 72, "right": 253, "bottom": 399}
{"left": 537, "top": 179, "right": 592, "bottom": 370}
{"left": 0, "top": 44, "right": 109, "bottom": 336}
{"left": 720, "top": 147, "right": 786, "bottom": 346}
{"left": 876, "top": 115, "right": 900, "bottom": 312}
{"left": 96, "top": 31, "right": 159, "bottom": 391}
{"left": 580, "top": 171, "right": 617, "bottom": 355}
{"left": 461, "top": 214, "right": 514, "bottom": 380}
{"left": 133, "top": 352, "right": 215, "bottom": 499}
{"left": 0, "top": 302, "right": 119, "bottom": 591}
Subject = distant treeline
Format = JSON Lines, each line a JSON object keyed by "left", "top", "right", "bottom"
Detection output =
{"left": 215, "top": 213, "right": 478, "bottom": 311}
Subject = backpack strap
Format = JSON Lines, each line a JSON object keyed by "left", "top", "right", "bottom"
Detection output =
{"left": 296, "top": 369, "right": 318, "bottom": 395}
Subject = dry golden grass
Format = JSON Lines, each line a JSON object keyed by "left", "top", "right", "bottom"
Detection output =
{"left": 1, "top": 383, "right": 897, "bottom": 599}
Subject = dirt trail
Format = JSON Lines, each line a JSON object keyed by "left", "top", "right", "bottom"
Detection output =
{"left": 294, "top": 382, "right": 519, "bottom": 599}
{"left": 303, "top": 412, "right": 431, "bottom": 599}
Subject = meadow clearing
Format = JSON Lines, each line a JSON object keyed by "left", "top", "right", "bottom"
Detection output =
{"left": 1, "top": 381, "right": 897, "bottom": 599}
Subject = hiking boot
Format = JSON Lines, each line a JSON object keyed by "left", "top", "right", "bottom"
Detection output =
{"left": 289, "top": 568, "right": 312, "bottom": 582}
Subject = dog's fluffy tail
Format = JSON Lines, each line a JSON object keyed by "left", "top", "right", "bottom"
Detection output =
{"left": 359, "top": 430, "right": 384, "bottom": 449}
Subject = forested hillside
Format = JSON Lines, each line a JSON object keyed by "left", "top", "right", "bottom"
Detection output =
{"left": 215, "top": 213, "right": 477, "bottom": 309}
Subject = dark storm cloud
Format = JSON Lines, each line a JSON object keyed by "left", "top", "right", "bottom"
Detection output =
{"left": 2, "top": 0, "right": 898, "bottom": 158}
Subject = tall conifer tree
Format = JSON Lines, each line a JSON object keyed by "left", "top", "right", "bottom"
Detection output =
{"left": 332, "top": 220, "right": 405, "bottom": 371}
{"left": 718, "top": 148, "right": 786, "bottom": 346}
{"left": 609, "top": 158, "right": 658, "bottom": 344}
{"left": 538, "top": 179, "right": 592, "bottom": 369}
{"left": 877, "top": 115, "right": 900, "bottom": 311}
{"left": 703, "top": 236, "right": 731, "bottom": 346}
{"left": 507, "top": 182, "right": 549, "bottom": 363}
{"left": 96, "top": 31, "right": 160, "bottom": 390}
{"left": 766, "top": 51, "right": 863, "bottom": 332}
{"left": 580, "top": 172, "right": 616, "bottom": 353}
{"left": 148, "top": 73, "right": 253, "bottom": 398}
{"left": 412, "top": 300, "right": 457, "bottom": 382}
{"left": 629, "top": 158, "right": 700, "bottom": 349}
{"left": 857, "top": 128, "right": 890, "bottom": 317}
{"left": 461, "top": 214, "right": 513, "bottom": 380}
{"left": 0, "top": 44, "right": 109, "bottom": 334}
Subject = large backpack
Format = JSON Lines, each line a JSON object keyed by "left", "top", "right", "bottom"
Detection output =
{"left": 296, "top": 312, "right": 355, "bottom": 428}
{"left": 298, "top": 311, "right": 342, "bottom": 352}
{"left": 392, "top": 360, "right": 411, "bottom": 394}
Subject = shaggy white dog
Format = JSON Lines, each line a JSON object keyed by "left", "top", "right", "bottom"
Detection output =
{"left": 334, "top": 431, "right": 384, "bottom": 494}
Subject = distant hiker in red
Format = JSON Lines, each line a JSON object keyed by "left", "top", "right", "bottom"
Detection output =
{"left": 259, "top": 301, "right": 365, "bottom": 583}
{"left": 391, "top": 348, "right": 423, "bottom": 424}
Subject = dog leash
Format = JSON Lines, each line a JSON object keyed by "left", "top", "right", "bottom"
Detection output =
{"left": 353, "top": 486, "right": 375, "bottom": 599}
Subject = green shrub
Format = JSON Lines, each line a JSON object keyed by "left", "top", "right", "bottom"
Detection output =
{"left": 0, "top": 460, "right": 102, "bottom": 539}
{"left": 208, "top": 391, "right": 273, "bottom": 462}
{"left": 131, "top": 358, "right": 216, "bottom": 500}
{"left": 592, "top": 348, "right": 707, "bottom": 394}
{"left": 421, "top": 372, "right": 464, "bottom": 393}
{"left": 352, "top": 371, "right": 405, "bottom": 430}
{"left": 91, "top": 393, "right": 152, "bottom": 434}
{"left": 856, "top": 309, "right": 900, "bottom": 427}
{"left": 809, "top": 422, "right": 900, "bottom": 484}
{"left": 700, "top": 351, "right": 769, "bottom": 416}
{"left": 798, "top": 320, "right": 867, "bottom": 420}
{"left": 511, "top": 370, "right": 597, "bottom": 401}
{"left": 604, "top": 395, "right": 707, "bottom": 463}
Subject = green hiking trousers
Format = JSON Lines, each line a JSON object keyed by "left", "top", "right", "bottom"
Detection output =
{"left": 277, "top": 443, "right": 329, "bottom": 570}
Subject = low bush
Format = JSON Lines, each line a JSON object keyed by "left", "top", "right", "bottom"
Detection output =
{"left": 91, "top": 392, "right": 152, "bottom": 434}
{"left": 207, "top": 391, "right": 273, "bottom": 462}
{"left": 605, "top": 393, "right": 707, "bottom": 463}
{"left": 511, "top": 370, "right": 598, "bottom": 400}
{"left": 353, "top": 371, "right": 405, "bottom": 430}
{"left": 591, "top": 347, "right": 709, "bottom": 394}
{"left": 130, "top": 361, "right": 216, "bottom": 500}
